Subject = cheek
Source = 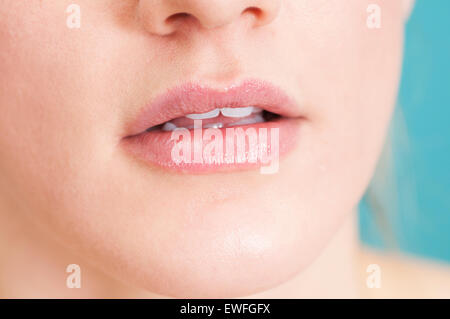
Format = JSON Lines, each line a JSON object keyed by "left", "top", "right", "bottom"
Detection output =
{"left": 0, "top": 2, "right": 128, "bottom": 222}
{"left": 293, "top": 0, "right": 404, "bottom": 184}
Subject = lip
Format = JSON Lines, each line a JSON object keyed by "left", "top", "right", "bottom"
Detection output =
{"left": 122, "top": 79, "right": 305, "bottom": 173}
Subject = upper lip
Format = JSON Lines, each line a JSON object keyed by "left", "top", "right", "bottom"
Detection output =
{"left": 125, "top": 79, "right": 302, "bottom": 137}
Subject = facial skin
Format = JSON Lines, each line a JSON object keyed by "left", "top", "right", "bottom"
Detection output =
{"left": 0, "top": 0, "right": 408, "bottom": 297}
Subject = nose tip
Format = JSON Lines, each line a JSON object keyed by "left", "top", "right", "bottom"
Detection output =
{"left": 138, "top": 0, "right": 281, "bottom": 36}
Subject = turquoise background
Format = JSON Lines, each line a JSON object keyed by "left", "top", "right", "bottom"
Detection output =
{"left": 359, "top": 0, "right": 450, "bottom": 262}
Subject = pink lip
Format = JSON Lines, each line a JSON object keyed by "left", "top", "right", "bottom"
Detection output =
{"left": 122, "top": 79, "right": 304, "bottom": 173}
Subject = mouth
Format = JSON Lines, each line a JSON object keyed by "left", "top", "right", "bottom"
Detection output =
{"left": 122, "top": 79, "right": 305, "bottom": 174}
{"left": 145, "top": 106, "right": 280, "bottom": 132}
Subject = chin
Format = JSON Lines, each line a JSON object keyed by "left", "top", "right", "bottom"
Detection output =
{"left": 79, "top": 184, "right": 349, "bottom": 298}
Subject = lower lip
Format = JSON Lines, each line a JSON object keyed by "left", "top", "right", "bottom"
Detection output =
{"left": 122, "top": 117, "right": 302, "bottom": 174}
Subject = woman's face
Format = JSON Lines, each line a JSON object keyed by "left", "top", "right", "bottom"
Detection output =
{"left": 0, "top": 0, "right": 407, "bottom": 297}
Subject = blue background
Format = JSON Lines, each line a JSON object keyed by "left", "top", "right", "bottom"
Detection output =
{"left": 359, "top": 0, "right": 450, "bottom": 262}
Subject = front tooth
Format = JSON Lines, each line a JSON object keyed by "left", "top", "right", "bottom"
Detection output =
{"left": 203, "top": 122, "right": 224, "bottom": 129}
{"left": 186, "top": 108, "right": 220, "bottom": 120}
{"left": 221, "top": 106, "right": 254, "bottom": 118}
{"left": 227, "top": 114, "right": 265, "bottom": 127}
{"left": 162, "top": 122, "right": 178, "bottom": 131}
{"left": 251, "top": 107, "right": 263, "bottom": 114}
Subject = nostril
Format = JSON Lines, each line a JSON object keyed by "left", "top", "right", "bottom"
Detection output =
{"left": 242, "top": 5, "right": 279, "bottom": 27}
{"left": 164, "top": 12, "right": 201, "bottom": 33}
{"left": 140, "top": 1, "right": 280, "bottom": 36}
{"left": 165, "top": 12, "right": 193, "bottom": 25}
{"left": 242, "top": 6, "right": 264, "bottom": 19}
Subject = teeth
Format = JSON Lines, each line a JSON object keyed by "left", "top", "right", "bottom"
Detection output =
{"left": 250, "top": 107, "right": 264, "bottom": 114}
{"left": 227, "top": 114, "right": 265, "bottom": 127}
{"left": 186, "top": 106, "right": 262, "bottom": 120}
{"left": 186, "top": 108, "right": 220, "bottom": 120}
{"left": 156, "top": 106, "right": 266, "bottom": 132}
{"left": 203, "top": 122, "right": 224, "bottom": 129}
{"left": 220, "top": 106, "right": 254, "bottom": 118}
{"left": 162, "top": 122, "right": 178, "bottom": 132}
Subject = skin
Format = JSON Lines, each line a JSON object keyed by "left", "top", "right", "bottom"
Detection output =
{"left": 0, "top": 0, "right": 414, "bottom": 298}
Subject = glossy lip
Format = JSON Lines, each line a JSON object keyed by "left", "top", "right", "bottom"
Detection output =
{"left": 122, "top": 79, "right": 305, "bottom": 173}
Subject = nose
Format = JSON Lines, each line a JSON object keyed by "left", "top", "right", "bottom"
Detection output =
{"left": 138, "top": 0, "right": 281, "bottom": 36}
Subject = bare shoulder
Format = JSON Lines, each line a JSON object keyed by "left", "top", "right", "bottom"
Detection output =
{"left": 357, "top": 247, "right": 450, "bottom": 298}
